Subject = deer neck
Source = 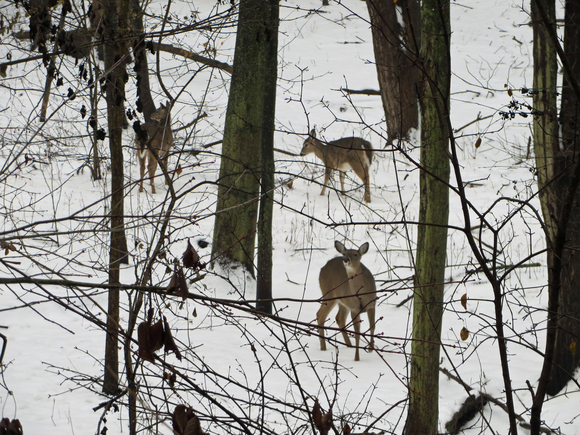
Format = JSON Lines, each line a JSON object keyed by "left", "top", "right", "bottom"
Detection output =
{"left": 311, "top": 139, "right": 328, "bottom": 162}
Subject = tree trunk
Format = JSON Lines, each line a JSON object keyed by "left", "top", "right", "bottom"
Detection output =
{"left": 547, "top": 0, "right": 580, "bottom": 397}
{"left": 130, "top": 0, "right": 156, "bottom": 121}
{"left": 102, "top": 0, "right": 129, "bottom": 395}
{"left": 256, "top": 0, "right": 279, "bottom": 315}
{"left": 366, "top": 0, "right": 419, "bottom": 142}
{"left": 529, "top": 0, "right": 580, "bottom": 432}
{"left": 405, "top": 0, "right": 450, "bottom": 433}
{"left": 212, "top": 0, "right": 279, "bottom": 278}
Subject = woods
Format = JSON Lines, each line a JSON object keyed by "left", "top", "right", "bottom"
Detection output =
{"left": 1, "top": 0, "right": 580, "bottom": 434}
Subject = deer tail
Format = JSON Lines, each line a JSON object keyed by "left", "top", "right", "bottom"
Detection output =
{"left": 362, "top": 141, "right": 374, "bottom": 165}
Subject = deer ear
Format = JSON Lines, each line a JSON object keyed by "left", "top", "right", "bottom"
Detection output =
{"left": 359, "top": 242, "right": 369, "bottom": 255}
{"left": 334, "top": 240, "right": 346, "bottom": 254}
{"left": 309, "top": 128, "right": 316, "bottom": 138}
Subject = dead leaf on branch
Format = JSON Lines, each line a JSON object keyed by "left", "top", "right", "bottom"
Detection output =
{"left": 172, "top": 405, "right": 206, "bottom": 435}
{"left": 0, "top": 240, "right": 17, "bottom": 255}
{"left": 137, "top": 308, "right": 182, "bottom": 362}
{"left": 0, "top": 418, "right": 23, "bottom": 435}
{"left": 163, "top": 316, "right": 182, "bottom": 361}
{"left": 312, "top": 400, "right": 332, "bottom": 435}
{"left": 460, "top": 293, "right": 467, "bottom": 310}
{"left": 167, "top": 265, "right": 188, "bottom": 299}
{"left": 183, "top": 240, "right": 200, "bottom": 269}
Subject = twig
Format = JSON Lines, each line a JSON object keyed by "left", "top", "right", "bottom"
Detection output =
{"left": 274, "top": 147, "right": 300, "bottom": 157}
{"left": 0, "top": 333, "right": 7, "bottom": 366}
{"left": 155, "top": 42, "right": 233, "bottom": 74}
{"left": 454, "top": 113, "right": 494, "bottom": 134}
{"left": 340, "top": 88, "right": 381, "bottom": 96}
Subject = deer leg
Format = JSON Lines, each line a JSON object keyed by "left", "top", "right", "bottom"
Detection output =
{"left": 147, "top": 153, "right": 157, "bottom": 194}
{"left": 366, "top": 307, "right": 376, "bottom": 352}
{"left": 138, "top": 152, "right": 146, "bottom": 193}
{"left": 363, "top": 168, "right": 371, "bottom": 203}
{"left": 316, "top": 300, "right": 336, "bottom": 351}
{"left": 336, "top": 304, "right": 353, "bottom": 348}
{"left": 353, "top": 163, "right": 371, "bottom": 203}
{"left": 320, "top": 167, "right": 331, "bottom": 196}
{"left": 351, "top": 310, "right": 362, "bottom": 361}
{"left": 339, "top": 170, "right": 346, "bottom": 195}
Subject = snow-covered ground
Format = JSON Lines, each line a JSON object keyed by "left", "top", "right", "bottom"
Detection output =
{"left": 1, "top": 0, "right": 578, "bottom": 433}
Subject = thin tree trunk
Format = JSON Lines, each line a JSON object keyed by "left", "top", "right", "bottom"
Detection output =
{"left": 405, "top": 0, "right": 450, "bottom": 433}
{"left": 102, "top": 0, "right": 129, "bottom": 396}
{"left": 256, "top": 0, "right": 279, "bottom": 315}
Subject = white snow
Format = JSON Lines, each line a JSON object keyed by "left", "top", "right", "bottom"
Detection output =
{"left": 1, "top": 0, "right": 578, "bottom": 434}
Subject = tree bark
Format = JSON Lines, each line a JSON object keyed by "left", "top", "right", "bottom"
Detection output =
{"left": 546, "top": 0, "right": 580, "bottom": 397}
{"left": 255, "top": 0, "right": 279, "bottom": 314}
{"left": 405, "top": 0, "right": 450, "bottom": 433}
{"left": 102, "top": 0, "right": 129, "bottom": 395}
{"left": 366, "top": 0, "right": 419, "bottom": 142}
{"left": 212, "top": 0, "right": 279, "bottom": 278}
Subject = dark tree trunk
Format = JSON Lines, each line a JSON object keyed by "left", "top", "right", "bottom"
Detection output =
{"left": 212, "top": 0, "right": 279, "bottom": 278}
{"left": 405, "top": 0, "right": 449, "bottom": 433}
{"left": 102, "top": 0, "right": 129, "bottom": 396}
{"left": 366, "top": 0, "right": 419, "bottom": 142}
{"left": 547, "top": 0, "right": 580, "bottom": 396}
{"left": 256, "top": 0, "right": 279, "bottom": 315}
{"left": 129, "top": 0, "right": 156, "bottom": 121}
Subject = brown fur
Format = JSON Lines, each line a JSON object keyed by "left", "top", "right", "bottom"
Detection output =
{"left": 136, "top": 102, "right": 174, "bottom": 194}
{"left": 300, "top": 128, "right": 374, "bottom": 202}
{"left": 317, "top": 241, "right": 377, "bottom": 361}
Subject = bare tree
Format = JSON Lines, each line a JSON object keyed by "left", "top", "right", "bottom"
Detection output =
{"left": 211, "top": 0, "right": 279, "bottom": 289}
{"left": 405, "top": 0, "right": 450, "bottom": 433}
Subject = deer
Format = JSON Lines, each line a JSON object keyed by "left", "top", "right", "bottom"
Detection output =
{"left": 300, "top": 128, "right": 374, "bottom": 203}
{"left": 317, "top": 240, "right": 377, "bottom": 361}
{"left": 135, "top": 102, "right": 174, "bottom": 194}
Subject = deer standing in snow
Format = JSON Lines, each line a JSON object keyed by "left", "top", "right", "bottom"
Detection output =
{"left": 300, "top": 129, "right": 374, "bottom": 203}
{"left": 135, "top": 102, "right": 174, "bottom": 194}
{"left": 316, "top": 240, "right": 377, "bottom": 361}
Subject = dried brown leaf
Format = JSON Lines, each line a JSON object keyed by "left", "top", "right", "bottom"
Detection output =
{"left": 149, "top": 319, "right": 164, "bottom": 353}
{"left": 167, "top": 267, "right": 189, "bottom": 299}
{"left": 460, "top": 327, "right": 469, "bottom": 341}
{"left": 172, "top": 405, "right": 205, "bottom": 435}
{"left": 172, "top": 404, "right": 192, "bottom": 435}
{"left": 312, "top": 400, "right": 322, "bottom": 428}
{"left": 0, "top": 418, "right": 23, "bottom": 435}
{"left": 138, "top": 311, "right": 164, "bottom": 363}
{"left": 163, "top": 316, "right": 182, "bottom": 361}
{"left": 460, "top": 293, "right": 467, "bottom": 310}
{"left": 137, "top": 321, "right": 155, "bottom": 362}
{"left": 343, "top": 423, "right": 351, "bottom": 435}
{"left": 312, "top": 400, "right": 332, "bottom": 435}
{"left": 183, "top": 414, "right": 202, "bottom": 435}
{"left": 183, "top": 240, "right": 200, "bottom": 269}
